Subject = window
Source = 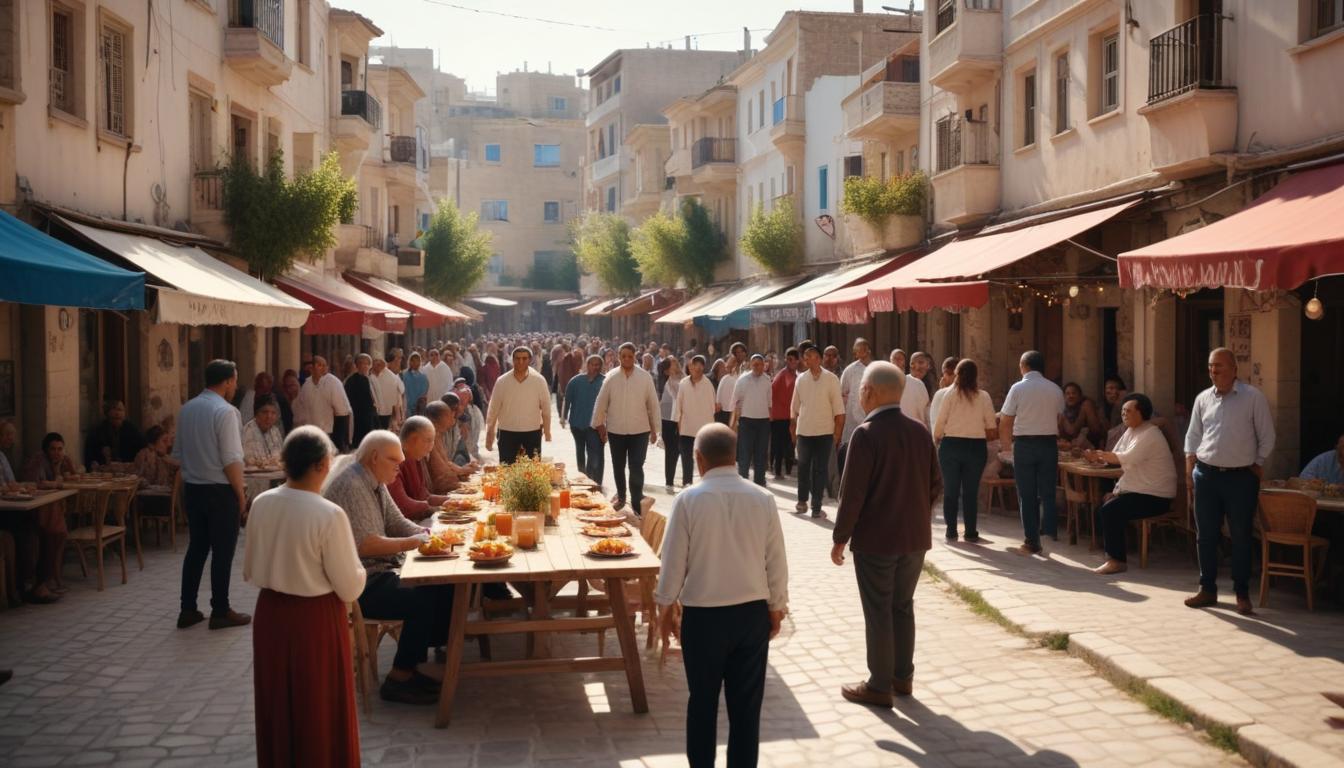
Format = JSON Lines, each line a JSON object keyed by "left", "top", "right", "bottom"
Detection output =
{"left": 484, "top": 143, "right": 501, "bottom": 162}
{"left": 843, "top": 155, "right": 863, "bottom": 178}
{"left": 231, "top": 112, "right": 253, "bottom": 166}
{"left": 543, "top": 201, "right": 560, "bottom": 223}
{"left": 481, "top": 200, "right": 509, "bottom": 221}
{"left": 758, "top": 91, "right": 765, "bottom": 129}
{"left": 488, "top": 254, "right": 503, "bottom": 275}
{"left": 606, "top": 123, "right": 615, "bottom": 156}
{"left": 1315, "top": 0, "right": 1344, "bottom": 37}
{"left": 747, "top": 102, "right": 753, "bottom": 133}
{"left": 818, "top": 165, "right": 829, "bottom": 210}
{"left": 420, "top": 212, "right": 430, "bottom": 232}
{"left": 296, "top": 0, "right": 311, "bottom": 66}
{"left": 533, "top": 144, "right": 561, "bottom": 167}
{"left": 605, "top": 186, "right": 616, "bottom": 212}
{"left": 50, "top": 4, "right": 80, "bottom": 116}
{"left": 613, "top": 75, "right": 621, "bottom": 93}
{"left": 293, "top": 133, "right": 315, "bottom": 175}
{"left": 340, "top": 59, "right": 354, "bottom": 88}
{"left": 98, "top": 19, "right": 130, "bottom": 137}
{"left": 189, "top": 90, "right": 212, "bottom": 171}
{"left": 1055, "top": 52, "right": 1070, "bottom": 134}
{"left": 550, "top": 96, "right": 567, "bottom": 111}
{"left": 1022, "top": 70, "right": 1037, "bottom": 147}
{"left": 1101, "top": 34, "right": 1120, "bottom": 113}
{"left": 265, "top": 117, "right": 280, "bottom": 162}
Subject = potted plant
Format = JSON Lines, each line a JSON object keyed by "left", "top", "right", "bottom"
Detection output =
{"left": 842, "top": 172, "right": 927, "bottom": 255}
{"left": 499, "top": 454, "right": 555, "bottom": 524}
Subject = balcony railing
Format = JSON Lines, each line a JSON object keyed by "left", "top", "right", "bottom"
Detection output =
{"left": 935, "top": 0, "right": 956, "bottom": 34}
{"left": 193, "top": 169, "right": 224, "bottom": 211}
{"left": 692, "top": 137, "right": 736, "bottom": 168}
{"left": 935, "top": 116, "right": 997, "bottom": 173}
{"left": 228, "top": 0, "right": 284, "bottom": 49}
{"left": 341, "top": 90, "right": 382, "bottom": 129}
{"left": 1148, "top": 14, "right": 1228, "bottom": 104}
{"left": 389, "top": 135, "right": 417, "bottom": 164}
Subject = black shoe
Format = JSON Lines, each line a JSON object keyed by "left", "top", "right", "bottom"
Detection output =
{"left": 176, "top": 610, "right": 205, "bottom": 629}
{"left": 0, "top": 669, "right": 11, "bottom": 686}
{"left": 963, "top": 533, "right": 982, "bottom": 544}
{"left": 946, "top": 531, "right": 958, "bottom": 541}
{"left": 380, "top": 675, "right": 439, "bottom": 705}
{"left": 411, "top": 671, "right": 442, "bottom": 692}
{"left": 208, "top": 610, "right": 251, "bottom": 630}
{"left": 25, "top": 590, "right": 61, "bottom": 605}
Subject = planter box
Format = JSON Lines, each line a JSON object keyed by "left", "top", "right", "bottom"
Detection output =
{"left": 846, "top": 214, "right": 923, "bottom": 256}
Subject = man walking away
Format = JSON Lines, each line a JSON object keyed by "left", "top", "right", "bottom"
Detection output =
{"left": 999, "top": 350, "right": 1066, "bottom": 556}
{"left": 657, "top": 423, "right": 788, "bottom": 768}
{"left": 831, "top": 362, "right": 939, "bottom": 707}
{"left": 731, "top": 354, "right": 773, "bottom": 486}
{"left": 790, "top": 343, "right": 844, "bottom": 518}
{"left": 176, "top": 359, "right": 251, "bottom": 631}
{"left": 592, "top": 343, "right": 660, "bottom": 514}
{"left": 562, "top": 354, "right": 606, "bottom": 485}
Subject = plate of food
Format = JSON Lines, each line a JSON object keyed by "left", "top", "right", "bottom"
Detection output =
{"left": 577, "top": 512, "right": 626, "bottom": 526}
{"left": 442, "top": 497, "right": 482, "bottom": 512}
{"left": 417, "top": 531, "right": 463, "bottom": 558}
{"left": 437, "top": 512, "right": 476, "bottom": 525}
{"left": 570, "top": 496, "right": 610, "bottom": 511}
{"left": 582, "top": 523, "right": 630, "bottom": 538}
{"left": 587, "top": 538, "right": 635, "bottom": 558}
{"left": 468, "top": 540, "right": 514, "bottom": 566}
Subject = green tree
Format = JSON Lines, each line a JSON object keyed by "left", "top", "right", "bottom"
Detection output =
{"left": 740, "top": 197, "right": 803, "bottom": 276}
{"left": 842, "top": 172, "right": 927, "bottom": 226}
{"left": 423, "top": 200, "right": 493, "bottom": 302}
{"left": 571, "top": 212, "right": 641, "bottom": 294}
{"left": 221, "top": 151, "right": 356, "bottom": 280}
{"left": 678, "top": 198, "right": 728, "bottom": 291}
{"left": 629, "top": 210, "right": 685, "bottom": 288}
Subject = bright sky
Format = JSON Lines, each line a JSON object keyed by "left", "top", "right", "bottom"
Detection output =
{"left": 336, "top": 0, "right": 928, "bottom": 95}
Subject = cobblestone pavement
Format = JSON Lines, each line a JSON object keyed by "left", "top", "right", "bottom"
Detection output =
{"left": 0, "top": 417, "right": 1241, "bottom": 767}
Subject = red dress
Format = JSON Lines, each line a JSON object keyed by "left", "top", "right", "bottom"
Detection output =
{"left": 253, "top": 589, "right": 360, "bottom": 768}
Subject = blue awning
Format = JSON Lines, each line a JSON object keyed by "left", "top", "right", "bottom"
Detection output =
{"left": 0, "top": 210, "right": 144, "bottom": 309}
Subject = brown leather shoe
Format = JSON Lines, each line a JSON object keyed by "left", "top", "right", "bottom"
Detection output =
{"left": 1235, "top": 596, "right": 1255, "bottom": 616}
{"left": 1183, "top": 591, "right": 1217, "bottom": 609}
{"left": 891, "top": 678, "right": 912, "bottom": 696}
{"left": 841, "top": 681, "right": 893, "bottom": 708}
{"left": 1013, "top": 543, "right": 1043, "bottom": 557}
{"left": 209, "top": 610, "right": 252, "bottom": 630}
{"left": 176, "top": 610, "right": 205, "bottom": 629}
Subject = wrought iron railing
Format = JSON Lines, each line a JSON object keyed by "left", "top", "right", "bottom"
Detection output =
{"left": 1147, "top": 14, "right": 1228, "bottom": 104}
{"left": 692, "top": 137, "right": 736, "bottom": 168}
{"left": 193, "top": 170, "right": 224, "bottom": 211}
{"left": 341, "top": 90, "right": 382, "bottom": 129}
{"left": 935, "top": 116, "right": 996, "bottom": 173}
{"left": 228, "top": 0, "right": 284, "bottom": 49}
{"left": 389, "top": 135, "right": 417, "bottom": 164}
{"left": 935, "top": 0, "right": 956, "bottom": 34}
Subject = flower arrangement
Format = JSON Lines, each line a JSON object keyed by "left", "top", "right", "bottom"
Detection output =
{"left": 499, "top": 455, "right": 553, "bottom": 516}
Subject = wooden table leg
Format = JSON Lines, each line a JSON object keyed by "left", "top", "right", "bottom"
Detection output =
{"left": 434, "top": 583, "right": 473, "bottom": 728}
{"left": 1088, "top": 478, "right": 1101, "bottom": 550}
{"left": 605, "top": 577, "right": 648, "bottom": 714}
{"left": 530, "top": 580, "right": 554, "bottom": 659}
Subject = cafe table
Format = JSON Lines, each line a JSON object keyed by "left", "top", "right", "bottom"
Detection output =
{"left": 399, "top": 512, "right": 662, "bottom": 728}
{"left": 0, "top": 488, "right": 79, "bottom": 516}
{"left": 1059, "top": 461, "right": 1124, "bottom": 547}
{"left": 1262, "top": 486, "right": 1344, "bottom": 513}
{"left": 243, "top": 468, "right": 285, "bottom": 499}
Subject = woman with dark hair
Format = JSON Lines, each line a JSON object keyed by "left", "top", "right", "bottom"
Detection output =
{"left": 20, "top": 433, "right": 75, "bottom": 603}
{"left": 133, "top": 425, "right": 179, "bottom": 487}
{"left": 1084, "top": 393, "right": 1177, "bottom": 575}
{"left": 932, "top": 360, "right": 999, "bottom": 542}
{"left": 244, "top": 426, "right": 366, "bottom": 767}
{"left": 459, "top": 366, "right": 486, "bottom": 413}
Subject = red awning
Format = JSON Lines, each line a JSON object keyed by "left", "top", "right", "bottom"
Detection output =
{"left": 341, "top": 272, "right": 468, "bottom": 326}
{"left": 274, "top": 264, "right": 409, "bottom": 335}
{"left": 1119, "top": 162, "right": 1344, "bottom": 291}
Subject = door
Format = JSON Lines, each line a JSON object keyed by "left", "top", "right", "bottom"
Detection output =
{"left": 1034, "top": 303, "right": 1064, "bottom": 384}
{"left": 1300, "top": 279, "right": 1344, "bottom": 463}
{"left": 1174, "top": 290, "right": 1224, "bottom": 411}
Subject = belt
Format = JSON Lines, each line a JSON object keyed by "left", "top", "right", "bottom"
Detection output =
{"left": 1016, "top": 434, "right": 1057, "bottom": 440}
{"left": 739, "top": 416, "right": 769, "bottom": 421}
{"left": 1196, "top": 460, "right": 1253, "bottom": 473}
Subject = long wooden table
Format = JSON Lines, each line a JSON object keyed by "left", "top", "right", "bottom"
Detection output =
{"left": 0, "top": 488, "right": 79, "bottom": 515}
{"left": 399, "top": 513, "right": 661, "bottom": 728}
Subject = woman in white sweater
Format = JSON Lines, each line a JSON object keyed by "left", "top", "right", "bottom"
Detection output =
{"left": 933, "top": 359, "right": 999, "bottom": 542}
{"left": 244, "top": 426, "right": 366, "bottom": 767}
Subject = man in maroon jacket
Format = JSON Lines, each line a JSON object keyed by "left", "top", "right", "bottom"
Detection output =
{"left": 831, "top": 361, "right": 941, "bottom": 708}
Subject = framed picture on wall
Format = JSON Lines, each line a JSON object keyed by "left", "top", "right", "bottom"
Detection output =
{"left": 0, "top": 361, "right": 13, "bottom": 417}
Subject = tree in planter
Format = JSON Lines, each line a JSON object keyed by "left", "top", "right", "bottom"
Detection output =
{"left": 571, "top": 212, "right": 641, "bottom": 294}
{"left": 423, "top": 200, "right": 493, "bottom": 303}
{"left": 221, "top": 151, "right": 356, "bottom": 281}
{"left": 740, "top": 197, "right": 804, "bottom": 276}
{"left": 842, "top": 171, "right": 927, "bottom": 226}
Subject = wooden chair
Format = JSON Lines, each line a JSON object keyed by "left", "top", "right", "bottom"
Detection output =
{"left": 1138, "top": 491, "right": 1193, "bottom": 568}
{"left": 985, "top": 477, "right": 1017, "bottom": 516}
{"left": 66, "top": 488, "right": 127, "bottom": 591}
{"left": 138, "top": 473, "right": 180, "bottom": 551}
{"left": 1257, "top": 491, "right": 1329, "bottom": 610}
{"left": 348, "top": 602, "right": 379, "bottom": 714}
{"left": 1061, "top": 471, "right": 1093, "bottom": 547}
{"left": 110, "top": 482, "right": 144, "bottom": 570}
{"left": 349, "top": 599, "right": 403, "bottom": 701}
{"left": 593, "top": 505, "right": 667, "bottom": 656}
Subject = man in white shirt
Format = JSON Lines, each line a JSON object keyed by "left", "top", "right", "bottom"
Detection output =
{"left": 999, "top": 350, "right": 1067, "bottom": 555}
{"left": 593, "top": 342, "right": 660, "bottom": 514}
{"left": 673, "top": 355, "right": 717, "bottom": 487}
{"left": 900, "top": 353, "right": 932, "bottom": 428}
{"left": 838, "top": 338, "right": 873, "bottom": 476}
{"left": 790, "top": 343, "right": 845, "bottom": 518}
{"left": 424, "top": 348, "right": 452, "bottom": 401}
{"left": 296, "top": 356, "right": 352, "bottom": 452}
{"left": 484, "top": 346, "right": 551, "bottom": 464}
{"left": 371, "top": 355, "right": 404, "bottom": 431}
{"left": 656, "top": 423, "right": 788, "bottom": 768}
{"left": 731, "top": 354, "right": 773, "bottom": 486}
{"left": 715, "top": 358, "right": 739, "bottom": 426}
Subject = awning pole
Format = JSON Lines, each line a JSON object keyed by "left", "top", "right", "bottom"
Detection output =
{"left": 1065, "top": 238, "right": 1117, "bottom": 262}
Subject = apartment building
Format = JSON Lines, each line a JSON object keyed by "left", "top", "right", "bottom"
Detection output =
{"left": 584, "top": 47, "right": 748, "bottom": 222}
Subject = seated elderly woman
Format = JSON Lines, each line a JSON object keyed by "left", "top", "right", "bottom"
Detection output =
{"left": 425, "top": 400, "right": 474, "bottom": 494}
{"left": 1059, "top": 382, "right": 1106, "bottom": 448}
{"left": 1083, "top": 393, "right": 1178, "bottom": 575}
{"left": 386, "top": 416, "right": 449, "bottom": 522}
{"left": 242, "top": 394, "right": 285, "bottom": 466}
{"left": 133, "top": 425, "right": 179, "bottom": 487}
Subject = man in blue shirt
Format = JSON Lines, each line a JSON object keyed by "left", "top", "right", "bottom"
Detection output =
{"left": 401, "top": 351, "right": 429, "bottom": 417}
{"left": 174, "top": 359, "right": 250, "bottom": 631}
{"left": 999, "top": 350, "right": 1066, "bottom": 556}
{"left": 562, "top": 354, "right": 605, "bottom": 484}
{"left": 1301, "top": 435, "right": 1344, "bottom": 485}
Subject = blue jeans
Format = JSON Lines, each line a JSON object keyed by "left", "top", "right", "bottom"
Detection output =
{"left": 737, "top": 418, "right": 770, "bottom": 486}
{"left": 1193, "top": 464, "right": 1259, "bottom": 596}
{"left": 1013, "top": 437, "right": 1058, "bottom": 547}
{"left": 572, "top": 427, "right": 604, "bottom": 486}
{"left": 939, "top": 437, "right": 987, "bottom": 538}
{"left": 796, "top": 435, "right": 833, "bottom": 514}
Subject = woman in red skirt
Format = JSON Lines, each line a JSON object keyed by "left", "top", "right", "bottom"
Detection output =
{"left": 244, "top": 426, "right": 367, "bottom": 767}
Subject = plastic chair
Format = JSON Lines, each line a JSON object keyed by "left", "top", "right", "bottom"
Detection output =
{"left": 1258, "top": 491, "right": 1329, "bottom": 610}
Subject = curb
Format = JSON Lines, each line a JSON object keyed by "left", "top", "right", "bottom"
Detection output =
{"left": 922, "top": 560, "right": 1334, "bottom": 768}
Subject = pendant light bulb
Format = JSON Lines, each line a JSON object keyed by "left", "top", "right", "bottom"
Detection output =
{"left": 1068, "top": 285, "right": 1080, "bottom": 298}
{"left": 1306, "top": 297, "right": 1325, "bottom": 320}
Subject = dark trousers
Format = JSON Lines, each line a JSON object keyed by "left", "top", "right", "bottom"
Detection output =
{"left": 331, "top": 414, "right": 351, "bottom": 453}
{"left": 681, "top": 600, "right": 770, "bottom": 768}
{"left": 498, "top": 429, "right": 542, "bottom": 464}
{"left": 714, "top": 411, "right": 732, "bottom": 425}
{"left": 572, "top": 427, "right": 604, "bottom": 485}
{"left": 770, "top": 419, "right": 795, "bottom": 475}
{"left": 1193, "top": 464, "right": 1259, "bottom": 596}
{"left": 1096, "top": 492, "right": 1172, "bottom": 562}
{"left": 180, "top": 483, "right": 240, "bottom": 614}
{"left": 358, "top": 571, "right": 456, "bottom": 671}
{"left": 608, "top": 432, "right": 649, "bottom": 512}
{"left": 737, "top": 418, "right": 770, "bottom": 486}
{"left": 678, "top": 435, "right": 697, "bottom": 486}
{"left": 376, "top": 415, "right": 392, "bottom": 430}
{"left": 796, "top": 435, "right": 833, "bottom": 513}
{"left": 662, "top": 419, "right": 688, "bottom": 486}
{"left": 1013, "top": 437, "right": 1059, "bottom": 546}
{"left": 939, "top": 437, "right": 988, "bottom": 538}
{"left": 853, "top": 550, "right": 925, "bottom": 692}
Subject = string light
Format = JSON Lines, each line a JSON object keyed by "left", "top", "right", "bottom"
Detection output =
{"left": 1306, "top": 280, "right": 1325, "bottom": 320}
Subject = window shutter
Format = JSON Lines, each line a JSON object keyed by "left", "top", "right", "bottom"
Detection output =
{"left": 100, "top": 26, "right": 127, "bottom": 136}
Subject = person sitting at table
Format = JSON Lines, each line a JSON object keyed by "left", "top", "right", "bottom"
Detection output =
{"left": 134, "top": 425, "right": 179, "bottom": 487}
{"left": 425, "top": 400, "right": 473, "bottom": 495}
{"left": 1059, "top": 383, "right": 1106, "bottom": 448}
{"left": 245, "top": 426, "right": 366, "bottom": 766}
{"left": 84, "top": 400, "right": 145, "bottom": 469}
{"left": 243, "top": 395, "right": 285, "bottom": 466}
{"left": 1083, "top": 393, "right": 1178, "bottom": 575}
{"left": 453, "top": 384, "right": 485, "bottom": 465}
{"left": 322, "top": 430, "right": 454, "bottom": 706}
{"left": 20, "top": 432, "right": 75, "bottom": 603}
{"left": 387, "top": 416, "right": 448, "bottom": 522}
{"left": 1301, "top": 433, "right": 1344, "bottom": 485}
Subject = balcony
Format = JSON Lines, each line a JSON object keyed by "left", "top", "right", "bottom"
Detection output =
{"left": 396, "top": 247, "right": 425, "bottom": 279}
{"left": 389, "top": 135, "right": 417, "bottom": 164}
{"left": 342, "top": 90, "right": 382, "bottom": 129}
{"left": 666, "top": 147, "right": 692, "bottom": 179}
{"left": 846, "top": 81, "right": 920, "bottom": 141}
{"left": 1138, "top": 14, "right": 1237, "bottom": 179}
{"left": 585, "top": 91, "right": 622, "bottom": 128}
{"left": 931, "top": 117, "right": 1000, "bottom": 226}
{"left": 769, "top": 96, "right": 805, "bottom": 154}
{"left": 189, "top": 169, "right": 227, "bottom": 241}
{"left": 589, "top": 150, "right": 621, "bottom": 183}
{"left": 691, "top": 137, "right": 737, "bottom": 188}
{"left": 928, "top": 0, "right": 1002, "bottom": 94}
{"left": 224, "top": 0, "right": 292, "bottom": 88}
{"left": 334, "top": 90, "right": 381, "bottom": 156}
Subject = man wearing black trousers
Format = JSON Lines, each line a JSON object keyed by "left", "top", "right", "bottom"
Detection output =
{"left": 592, "top": 343, "right": 659, "bottom": 514}
{"left": 657, "top": 424, "right": 789, "bottom": 768}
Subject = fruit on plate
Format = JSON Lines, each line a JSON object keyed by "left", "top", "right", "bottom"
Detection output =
{"left": 443, "top": 498, "right": 481, "bottom": 512}
{"left": 583, "top": 523, "right": 629, "bottom": 537}
{"left": 590, "top": 538, "right": 633, "bottom": 555}
{"left": 469, "top": 540, "right": 514, "bottom": 559}
{"left": 418, "top": 531, "right": 461, "bottom": 556}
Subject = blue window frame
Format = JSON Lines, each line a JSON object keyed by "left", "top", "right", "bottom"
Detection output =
{"left": 818, "top": 165, "right": 829, "bottom": 210}
{"left": 543, "top": 201, "right": 560, "bottom": 223}
{"left": 772, "top": 97, "right": 785, "bottom": 125}
{"left": 613, "top": 75, "right": 621, "bottom": 94}
{"left": 420, "top": 212, "right": 430, "bottom": 231}
{"left": 551, "top": 96, "right": 567, "bottom": 111}
{"left": 481, "top": 200, "right": 508, "bottom": 221}
{"left": 534, "top": 144, "right": 561, "bottom": 167}
{"left": 484, "top": 143, "right": 501, "bottom": 162}
{"left": 606, "top": 186, "right": 616, "bottom": 212}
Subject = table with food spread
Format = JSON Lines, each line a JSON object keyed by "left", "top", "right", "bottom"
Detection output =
{"left": 399, "top": 472, "right": 661, "bottom": 728}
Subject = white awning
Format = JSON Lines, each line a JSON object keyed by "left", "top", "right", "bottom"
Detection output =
{"left": 466, "top": 295, "right": 519, "bottom": 307}
{"left": 61, "top": 218, "right": 311, "bottom": 328}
